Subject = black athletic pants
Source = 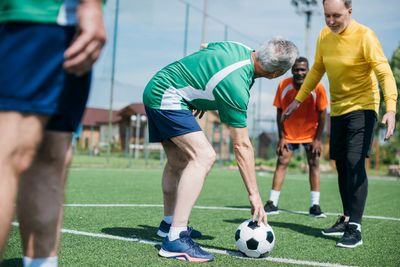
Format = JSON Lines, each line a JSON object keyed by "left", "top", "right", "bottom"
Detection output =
{"left": 330, "top": 110, "right": 377, "bottom": 224}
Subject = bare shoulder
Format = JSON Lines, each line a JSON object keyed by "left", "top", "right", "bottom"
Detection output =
{"left": 199, "top": 43, "right": 209, "bottom": 50}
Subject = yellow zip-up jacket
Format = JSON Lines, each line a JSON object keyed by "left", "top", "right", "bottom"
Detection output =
{"left": 295, "top": 19, "right": 397, "bottom": 117}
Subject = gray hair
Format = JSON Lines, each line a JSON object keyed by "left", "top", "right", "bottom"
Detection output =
{"left": 323, "top": 0, "right": 352, "bottom": 9}
{"left": 256, "top": 36, "right": 299, "bottom": 72}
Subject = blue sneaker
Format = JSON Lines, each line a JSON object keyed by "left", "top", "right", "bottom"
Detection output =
{"left": 157, "top": 220, "right": 202, "bottom": 238}
{"left": 158, "top": 230, "right": 214, "bottom": 262}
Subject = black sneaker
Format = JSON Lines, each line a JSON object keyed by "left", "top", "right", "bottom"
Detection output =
{"left": 157, "top": 220, "right": 202, "bottom": 238}
{"left": 309, "top": 205, "right": 326, "bottom": 218}
{"left": 321, "top": 215, "right": 348, "bottom": 236}
{"left": 264, "top": 200, "right": 279, "bottom": 214}
{"left": 336, "top": 224, "right": 363, "bottom": 248}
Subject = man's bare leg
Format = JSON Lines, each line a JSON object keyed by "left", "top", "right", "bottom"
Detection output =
{"left": 307, "top": 151, "right": 320, "bottom": 192}
{"left": 158, "top": 131, "right": 215, "bottom": 262}
{"left": 271, "top": 149, "right": 293, "bottom": 191}
{"left": 161, "top": 139, "right": 189, "bottom": 217}
{"left": 0, "top": 112, "right": 48, "bottom": 257}
{"left": 164, "top": 132, "right": 216, "bottom": 228}
{"left": 264, "top": 149, "right": 294, "bottom": 211}
{"left": 17, "top": 131, "right": 72, "bottom": 258}
{"left": 307, "top": 151, "right": 325, "bottom": 217}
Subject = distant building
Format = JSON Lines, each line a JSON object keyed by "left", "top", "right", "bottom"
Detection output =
{"left": 80, "top": 108, "right": 120, "bottom": 149}
{"left": 80, "top": 103, "right": 146, "bottom": 151}
{"left": 117, "top": 103, "right": 147, "bottom": 152}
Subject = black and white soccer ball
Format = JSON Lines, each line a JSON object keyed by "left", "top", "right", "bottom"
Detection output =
{"left": 235, "top": 219, "right": 275, "bottom": 258}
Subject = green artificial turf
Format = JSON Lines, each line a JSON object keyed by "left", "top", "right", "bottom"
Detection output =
{"left": 2, "top": 168, "right": 400, "bottom": 266}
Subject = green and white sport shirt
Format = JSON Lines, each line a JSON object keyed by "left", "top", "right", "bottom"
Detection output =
{"left": 0, "top": 0, "right": 79, "bottom": 25}
{"left": 143, "top": 42, "right": 255, "bottom": 128}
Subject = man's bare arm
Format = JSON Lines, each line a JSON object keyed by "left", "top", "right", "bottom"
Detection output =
{"left": 281, "top": 99, "right": 300, "bottom": 123}
{"left": 230, "top": 126, "right": 267, "bottom": 226}
{"left": 277, "top": 109, "right": 285, "bottom": 140}
{"left": 315, "top": 109, "right": 327, "bottom": 141}
{"left": 276, "top": 108, "right": 288, "bottom": 154}
{"left": 382, "top": 111, "right": 396, "bottom": 141}
{"left": 310, "top": 109, "right": 327, "bottom": 156}
{"left": 63, "top": 0, "right": 107, "bottom": 76}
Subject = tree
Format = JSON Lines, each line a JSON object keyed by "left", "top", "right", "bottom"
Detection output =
{"left": 291, "top": 0, "right": 318, "bottom": 6}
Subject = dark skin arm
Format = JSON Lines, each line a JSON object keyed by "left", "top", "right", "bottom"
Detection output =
{"left": 276, "top": 108, "right": 289, "bottom": 155}
{"left": 309, "top": 109, "right": 327, "bottom": 157}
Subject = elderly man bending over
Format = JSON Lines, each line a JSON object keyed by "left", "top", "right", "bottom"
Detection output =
{"left": 142, "top": 36, "right": 299, "bottom": 262}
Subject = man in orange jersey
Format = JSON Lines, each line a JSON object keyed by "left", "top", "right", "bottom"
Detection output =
{"left": 282, "top": 0, "right": 397, "bottom": 248}
{"left": 264, "top": 57, "right": 328, "bottom": 218}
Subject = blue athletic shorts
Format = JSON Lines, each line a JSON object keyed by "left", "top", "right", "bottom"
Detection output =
{"left": 0, "top": 22, "right": 91, "bottom": 132}
{"left": 145, "top": 106, "right": 202, "bottom": 142}
{"left": 288, "top": 143, "right": 312, "bottom": 153}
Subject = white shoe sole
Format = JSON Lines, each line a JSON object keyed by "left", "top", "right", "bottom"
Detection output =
{"left": 336, "top": 240, "right": 363, "bottom": 248}
{"left": 309, "top": 213, "right": 327, "bottom": 218}
{"left": 158, "top": 248, "right": 174, "bottom": 258}
{"left": 157, "top": 230, "right": 168, "bottom": 238}
{"left": 321, "top": 231, "right": 344, "bottom": 236}
{"left": 159, "top": 248, "right": 213, "bottom": 262}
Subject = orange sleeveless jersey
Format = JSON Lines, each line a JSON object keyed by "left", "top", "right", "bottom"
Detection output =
{"left": 273, "top": 77, "right": 328, "bottom": 143}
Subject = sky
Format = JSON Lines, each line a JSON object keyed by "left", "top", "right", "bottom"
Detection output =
{"left": 88, "top": 0, "right": 400, "bottom": 134}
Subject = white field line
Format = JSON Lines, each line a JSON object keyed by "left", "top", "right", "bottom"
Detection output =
{"left": 10, "top": 222, "right": 355, "bottom": 267}
{"left": 64, "top": 204, "right": 400, "bottom": 221}
{"left": 257, "top": 171, "right": 400, "bottom": 181}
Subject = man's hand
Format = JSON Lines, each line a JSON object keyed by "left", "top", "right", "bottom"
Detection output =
{"left": 63, "top": 0, "right": 107, "bottom": 76}
{"left": 281, "top": 99, "right": 301, "bottom": 123}
{"left": 382, "top": 110, "right": 396, "bottom": 141}
{"left": 276, "top": 138, "right": 289, "bottom": 156}
{"left": 249, "top": 193, "right": 267, "bottom": 226}
{"left": 309, "top": 139, "right": 321, "bottom": 158}
{"left": 192, "top": 110, "right": 206, "bottom": 119}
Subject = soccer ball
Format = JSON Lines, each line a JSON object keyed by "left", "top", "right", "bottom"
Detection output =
{"left": 235, "top": 219, "right": 275, "bottom": 258}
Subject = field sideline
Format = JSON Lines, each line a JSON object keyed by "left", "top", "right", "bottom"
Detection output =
{"left": 2, "top": 167, "right": 400, "bottom": 266}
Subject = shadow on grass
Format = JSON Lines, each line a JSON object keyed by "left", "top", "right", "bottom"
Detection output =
{"left": 268, "top": 221, "right": 338, "bottom": 241}
{"left": 223, "top": 218, "right": 249, "bottom": 224}
{"left": 100, "top": 225, "right": 244, "bottom": 254}
{"left": 224, "top": 218, "right": 338, "bottom": 241}
{"left": 0, "top": 258, "right": 23, "bottom": 267}
{"left": 101, "top": 225, "right": 215, "bottom": 243}
{"left": 101, "top": 225, "right": 256, "bottom": 255}
{"left": 225, "top": 206, "right": 250, "bottom": 209}
{"left": 101, "top": 225, "right": 163, "bottom": 242}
